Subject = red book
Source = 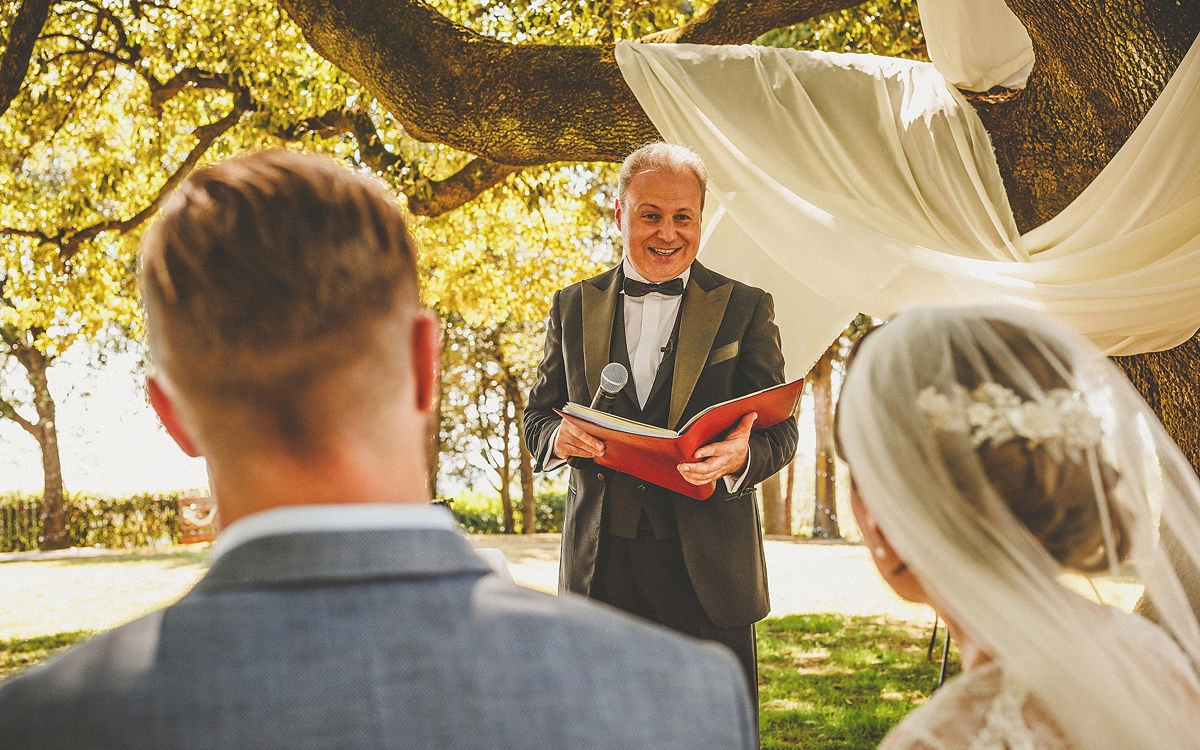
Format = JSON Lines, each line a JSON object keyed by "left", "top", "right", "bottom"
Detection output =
{"left": 555, "top": 378, "right": 803, "bottom": 500}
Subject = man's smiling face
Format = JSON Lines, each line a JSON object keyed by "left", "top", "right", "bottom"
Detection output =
{"left": 616, "top": 169, "right": 703, "bottom": 283}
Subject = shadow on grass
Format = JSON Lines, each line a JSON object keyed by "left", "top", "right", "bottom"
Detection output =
{"left": 758, "top": 614, "right": 960, "bottom": 750}
{"left": 0, "top": 631, "right": 94, "bottom": 681}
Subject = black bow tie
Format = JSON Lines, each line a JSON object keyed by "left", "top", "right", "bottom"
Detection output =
{"left": 623, "top": 276, "right": 685, "bottom": 298}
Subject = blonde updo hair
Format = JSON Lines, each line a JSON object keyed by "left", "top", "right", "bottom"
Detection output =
{"left": 837, "top": 319, "right": 1132, "bottom": 575}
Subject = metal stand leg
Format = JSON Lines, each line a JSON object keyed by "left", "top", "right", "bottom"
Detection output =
{"left": 926, "top": 614, "right": 939, "bottom": 661}
{"left": 938, "top": 628, "right": 952, "bottom": 689}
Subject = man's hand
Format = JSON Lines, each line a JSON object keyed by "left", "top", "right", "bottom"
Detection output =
{"left": 677, "top": 412, "right": 756, "bottom": 486}
{"left": 553, "top": 419, "right": 606, "bottom": 460}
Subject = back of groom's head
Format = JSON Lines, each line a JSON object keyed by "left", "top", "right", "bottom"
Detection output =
{"left": 141, "top": 150, "right": 432, "bottom": 475}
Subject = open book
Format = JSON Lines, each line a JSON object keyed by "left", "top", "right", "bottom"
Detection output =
{"left": 556, "top": 378, "right": 803, "bottom": 500}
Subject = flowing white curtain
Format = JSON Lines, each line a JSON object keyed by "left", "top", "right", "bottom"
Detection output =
{"left": 616, "top": 30, "right": 1200, "bottom": 377}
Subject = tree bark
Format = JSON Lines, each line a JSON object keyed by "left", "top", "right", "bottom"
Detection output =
{"left": 499, "top": 402, "right": 514, "bottom": 533}
{"left": 0, "top": 0, "right": 54, "bottom": 118}
{"left": 513, "top": 393, "right": 537, "bottom": 534}
{"left": 761, "top": 471, "right": 788, "bottom": 535}
{"left": 8, "top": 344, "right": 70, "bottom": 550}
{"left": 811, "top": 344, "right": 839, "bottom": 539}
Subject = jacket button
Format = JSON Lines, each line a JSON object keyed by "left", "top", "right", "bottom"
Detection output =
{"left": 597, "top": 473, "right": 605, "bottom": 483}
{"left": 637, "top": 483, "right": 646, "bottom": 492}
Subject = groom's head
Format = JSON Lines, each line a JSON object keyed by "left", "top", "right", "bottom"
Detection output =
{"left": 140, "top": 150, "right": 438, "bottom": 494}
{"left": 615, "top": 143, "right": 708, "bottom": 283}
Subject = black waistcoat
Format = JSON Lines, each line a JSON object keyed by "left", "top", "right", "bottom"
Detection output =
{"left": 604, "top": 298, "right": 684, "bottom": 540}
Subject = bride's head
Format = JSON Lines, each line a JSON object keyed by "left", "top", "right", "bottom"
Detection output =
{"left": 837, "top": 313, "right": 1131, "bottom": 580}
{"left": 833, "top": 305, "right": 1200, "bottom": 748}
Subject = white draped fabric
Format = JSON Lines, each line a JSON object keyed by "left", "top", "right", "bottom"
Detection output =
{"left": 615, "top": 32, "right": 1200, "bottom": 378}
{"left": 917, "top": 0, "right": 1034, "bottom": 91}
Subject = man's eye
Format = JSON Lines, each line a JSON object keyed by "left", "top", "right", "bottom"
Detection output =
{"left": 643, "top": 213, "right": 660, "bottom": 220}
{"left": 675, "top": 215, "right": 692, "bottom": 222}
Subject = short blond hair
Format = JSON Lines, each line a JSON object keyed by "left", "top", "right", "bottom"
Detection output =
{"left": 618, "top": 142, "right": 708, "bottom": 210}
{"left": 140, "top": 150, "right": 419, "bottom": 458}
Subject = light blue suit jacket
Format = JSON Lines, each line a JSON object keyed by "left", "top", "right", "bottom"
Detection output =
{"left": 0, "top": 527, "right": 756, "bottom": 749}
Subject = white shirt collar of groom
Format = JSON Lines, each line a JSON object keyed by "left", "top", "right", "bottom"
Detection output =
{"left": 210, "top": 503, "right": 458, "bottom": 561}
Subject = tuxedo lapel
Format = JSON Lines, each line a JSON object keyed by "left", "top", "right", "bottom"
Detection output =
{"left": 669, "top": 264, "right": 732, "bottom": 430}
{"left": 580, "top": 268, "right": 622, "bottom": 400}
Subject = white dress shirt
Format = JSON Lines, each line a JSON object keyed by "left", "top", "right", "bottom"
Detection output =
{"left": 550, "top": 260, "right": 750, "bottom": 491}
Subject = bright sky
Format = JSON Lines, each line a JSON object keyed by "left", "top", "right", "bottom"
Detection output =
{"left": 0, "top": 345, "right": 209, "bottom": 495}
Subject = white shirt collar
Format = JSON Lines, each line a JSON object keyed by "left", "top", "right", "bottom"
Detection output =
{"left": 621, "top": 257, "right": 692, "bottom": 289}
{"left": 210, "top": 503, "right": 457, "bottom": 561}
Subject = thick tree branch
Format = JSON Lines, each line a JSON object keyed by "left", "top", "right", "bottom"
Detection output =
{"left": 643, "top": 0, "right": 861, "bottom": 45}
{"left": 279, "top": 0, "right": 658, "bottom": 164}
{"left": 285, "top": 107, "right": 522, "bottom": 215}
{"left": 0, "top": 0, "right": 55, "bottom": 117}
{"left": 407, "top": 159, "right": 521, "bottom": 216}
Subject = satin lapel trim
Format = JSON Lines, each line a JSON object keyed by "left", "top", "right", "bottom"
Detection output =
{"left": 669, "top": 277, "right": 732, "bottom": 430}
{"left": 581, "top": 274, "right": 621, "bottom": 399}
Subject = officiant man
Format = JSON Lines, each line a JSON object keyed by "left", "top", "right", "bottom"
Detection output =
{"left": 525, "top": 143, "right": 798, "bottom": 696}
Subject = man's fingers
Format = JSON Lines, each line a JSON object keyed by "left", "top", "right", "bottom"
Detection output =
{"left": 558, "top": 420, "right": 605, "bottom": 457}
{"left": 731, "top": 412, "right": 758, "bottom": 436}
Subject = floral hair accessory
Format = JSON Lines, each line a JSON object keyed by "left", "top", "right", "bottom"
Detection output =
{"left": 917, "top": 382, "right": 1103, "bottom": 463}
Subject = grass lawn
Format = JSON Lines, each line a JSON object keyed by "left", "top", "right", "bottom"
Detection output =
{"left": 2, "top": 613, "right": 955, "bottom": 748}
{"left": 757, "top": 614, "right": 959, "bottom": 748}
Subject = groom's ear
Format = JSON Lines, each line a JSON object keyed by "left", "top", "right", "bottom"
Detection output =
{"left": 615, "top": 198, "right": 624, "bottom": 231}
{"left": 147, "top": 374, "right": 202, "bottom": 458}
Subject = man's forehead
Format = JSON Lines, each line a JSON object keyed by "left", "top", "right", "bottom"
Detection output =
{"left": 626, "top": 169, "right": 703, "bottom": 205}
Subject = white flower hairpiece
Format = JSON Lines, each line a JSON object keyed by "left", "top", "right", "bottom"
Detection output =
{"left": 917, "top": 382, "right": 1103, "bottom": 463}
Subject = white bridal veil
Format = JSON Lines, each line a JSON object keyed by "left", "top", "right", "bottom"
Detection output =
{"left": 837, "top": 306, "right": 1200, "bottom": 749}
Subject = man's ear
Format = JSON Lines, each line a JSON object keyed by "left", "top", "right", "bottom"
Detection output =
{"left": 411, "top": 310, "right": 441, "bottom": 414}
{"left": 614, "top": 198, "right": 623, "bottom": 232}
{"left": 147, "top": 374, "right": 202, "bottom": 458}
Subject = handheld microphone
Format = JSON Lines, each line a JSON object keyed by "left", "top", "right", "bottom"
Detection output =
{"left": 589, "top": 362, "right": 629, "bottom": 413}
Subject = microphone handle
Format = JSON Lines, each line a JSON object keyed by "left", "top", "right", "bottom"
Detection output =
{"left": 591, "top": 390, "right": 619, "bottom": 413}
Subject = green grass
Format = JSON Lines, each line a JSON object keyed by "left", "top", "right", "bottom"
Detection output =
{"left": 2, "top": 613, "right": 955, "bottom": 748}
{"left": 758, "top": 614, "right": 959, "bottom": 749}
{"left": 0, "top": 631, "right": 93, "bottom": 680}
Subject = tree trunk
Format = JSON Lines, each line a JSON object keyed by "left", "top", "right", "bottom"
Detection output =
{"left": 513, "top": 393, "right": 537, "bottom": 535}
{"left": 761, "top": 471, "right": 788, "bottom": 535}
{"left": 784, "top": 457, "right": 796, "bottom": 534}
{"left": 811, "top": 344, "right": 839, "bottom": 540}
{"left": 17, "top": 347, "right": 69, "bottom": 550}
{"left": 499, "top": 404, "right": 514, "bottom": 533}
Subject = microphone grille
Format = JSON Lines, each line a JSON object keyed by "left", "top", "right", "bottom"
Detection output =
{"left": 600, "top": 362, "right": 629, "bottom": 392}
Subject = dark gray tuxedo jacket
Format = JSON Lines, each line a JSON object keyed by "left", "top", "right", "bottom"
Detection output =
{"left": 0, "top": 527, "right": 757, "bottom": 749}
{"left": 525, "top": 261, "right": 798, "bottom": 630}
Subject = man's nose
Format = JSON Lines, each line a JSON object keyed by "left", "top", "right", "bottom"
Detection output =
{"left": 657, "top": 220, "right": 678, "bottom": 241}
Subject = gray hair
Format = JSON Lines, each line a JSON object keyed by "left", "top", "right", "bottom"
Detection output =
{"left": 617, "top": 142, "right": 708, "bottom": 210}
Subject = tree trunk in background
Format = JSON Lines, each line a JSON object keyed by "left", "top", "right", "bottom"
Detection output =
{"left": 512, "top": 387, "right": 537, "bottom": 534}
{"left": 17, "top": 347, "right": 69, "bottom": 550}
{"left": 784, "top": 458, "right": 796, "bottom": 535}
{"left": 499, "top": 406, "right": 514, "bottom": 533}
{"left": 811, "top": 345, "right": 839, "bottom": 540}
{"left": 761, "top": 471, "right": 787, "bottom": 535}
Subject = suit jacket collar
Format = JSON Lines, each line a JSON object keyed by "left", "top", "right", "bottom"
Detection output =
{"left": 190, "top": 528, "right": 491, "bottom": 593}
{"left": 670, "top": 262, "right": 732, "bottom": 429}
{"left": 582, "top": 261, "right": 731, "bottom": 427}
